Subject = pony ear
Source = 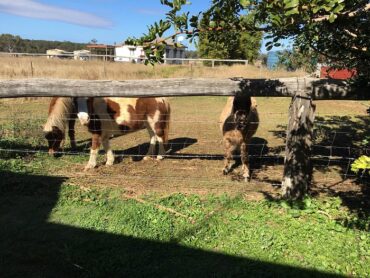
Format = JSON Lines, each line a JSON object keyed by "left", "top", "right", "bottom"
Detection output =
{"left": 234, "top": 110, "right": 245, "bottom": 116}
{"left": 234, "top": 110, "right": 242, "bottom": 121}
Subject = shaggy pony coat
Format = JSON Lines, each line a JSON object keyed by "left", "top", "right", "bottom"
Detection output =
{"left": 43, "top": 97, "right": 76, "bottom": 155}
{"left": 220, "top": 95, "right": 259, "bottom": 181}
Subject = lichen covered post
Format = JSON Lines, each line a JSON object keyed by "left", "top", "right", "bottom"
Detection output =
{"left": 281, "top": 84, "right": 316, "bottom": 199}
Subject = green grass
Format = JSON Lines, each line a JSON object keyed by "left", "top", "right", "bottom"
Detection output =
{"left": 0, "top": 97, "right": 369, "bottom": 277}
{"left": 1, "top": 157, "right": 369, "bottom": 277}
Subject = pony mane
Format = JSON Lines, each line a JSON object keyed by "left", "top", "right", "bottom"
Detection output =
{"left": 43, "top": 97, "right": 74, "bottom": 133}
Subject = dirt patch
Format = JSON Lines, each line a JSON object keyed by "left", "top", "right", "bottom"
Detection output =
{"left": 56, "top": 157, "right": 282, "bottom": 199}
{"left": 1, "top": 97, "right": 369, "bottom": 203}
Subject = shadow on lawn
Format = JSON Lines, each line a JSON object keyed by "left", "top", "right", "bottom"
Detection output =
{"left": 0, "top": 171, "right": 343, "bottom": 278}
{"left": 270, "top": 115, "right": 370, "bottom": 229}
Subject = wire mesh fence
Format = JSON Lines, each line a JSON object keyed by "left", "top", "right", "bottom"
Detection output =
{"left": 0, "top": 97, "right": 368, "bottom": 195}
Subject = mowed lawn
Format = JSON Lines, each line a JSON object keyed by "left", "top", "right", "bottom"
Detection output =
{"left": 0, "top": 96, "right": 369, "bottom": 277}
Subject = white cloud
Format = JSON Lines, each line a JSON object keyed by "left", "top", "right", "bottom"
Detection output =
{"left": 0, "top": 0, "right": 112, "bottom": 28}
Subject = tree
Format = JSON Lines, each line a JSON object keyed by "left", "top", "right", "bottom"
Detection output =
{"left": 0, "top": 34, "right": 22, "bottom": 53}
{"left": 185, "top": 50, "right": 198, "bottom": 59}
{"left": 197, "top": 13, "right": 262, "bottom": 63}
{"left": 0, "top": 34, "right": 87, "bottom": 53}
{"left": 131, "top": 0, "right": 369, "bottom": 80}
{"left": 132, "top": 0, "right": 369, "bottom": 198}
{"left": 277, "top": 49, "right": 318, "bottom": 73}
{"left": 89, "top": 38, "right": 98, "bottom": 44}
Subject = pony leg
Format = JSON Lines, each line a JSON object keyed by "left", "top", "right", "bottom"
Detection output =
{"left": 223, "top": 140, "right": 234, "bottom": 175}
{"left": 241, "top": 142, "right": 250, "bottom": 181}
{"left": 85, "top": 133, "right": 100, "bottom": 170}
{"left": 144, "top": 122, "right": 156, "bottom": 160}
{"left": 154, "top": 113, "right": 169, "bottom": 160}
{"left": 102, "top": 136, "right": 114, "bottom": 166}
{"left": 68, "top": 117, "right": 77, "bottom": 150}
{"left": 144, "top": 135, "right": 157, "bottom": 160}
{"left": 156, "top": 135, "right": 165, "bottom": 160}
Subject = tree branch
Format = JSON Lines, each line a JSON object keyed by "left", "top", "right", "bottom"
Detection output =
{"left": 312, "top": 3, "right": 370, "bottom": 22}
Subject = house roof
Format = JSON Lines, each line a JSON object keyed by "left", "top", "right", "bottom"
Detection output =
{"left": 86, "top": 44, "right": 115, "bottom": 49}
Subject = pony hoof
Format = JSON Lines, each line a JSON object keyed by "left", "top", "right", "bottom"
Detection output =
{"left": 84, "top": 164, "right": 96, "bottom": 171}
{"left": 105, "top": 160, "right": 114, "bottom": 166}
{"left": 156, "top": 155, "right": 164, "bottom": 160}
{"left": 143, "top": 156, "right": 153, "bottom": 161}
{"left": 243, "top": 174, "right": 250, "bottom": 182}
{"left": 223, "top": 169, "right": 229, "bottom": 175}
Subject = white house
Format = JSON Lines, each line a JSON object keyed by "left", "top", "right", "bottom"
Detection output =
{"left": 73, "top": 50, "right": 91, "bottom": 61}
{"left": 46, "top": 49, "right": 70, "bottom": 59}
{"left": 115, "top": 39, "right": 187, "bottom": 64}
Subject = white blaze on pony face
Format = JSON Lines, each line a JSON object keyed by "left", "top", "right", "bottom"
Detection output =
{"left": 76, "top": 97, "right": 90, "bottom": 126}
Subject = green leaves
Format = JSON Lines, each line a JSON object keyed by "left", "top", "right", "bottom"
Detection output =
{"left": 239, "top": 0, "right": 250, "bottom": 8}
{"left": 161, "top": 0, "right": 188, "bottom": 11}
{"left": 283, "top": 0, "right": 299, "bottom": 15}
{"left": 351, "top": 155, "right": 370, "bottom": 174}
{"left": 310, "top": 0, "right": 345, "bottom": 18}
{"left": 328, "top": 13, "right": 337, "bottom": 23}
{"left": 135, "top": 0, "right": 369, "bottom": 83}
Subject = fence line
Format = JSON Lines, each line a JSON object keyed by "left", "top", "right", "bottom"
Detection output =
{"left": 0, "top": 77, "right": 359, "bottom": 100}
{"left": 0, "top": 52, "right": 248, "bottom": 66}
{"left": 0, "top": 75, "right": 367, "bottom": 199}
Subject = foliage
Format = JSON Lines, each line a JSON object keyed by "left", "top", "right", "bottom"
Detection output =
{"left": 198, "top": 13, "right": 262, "bottom": 63}
{"left": 277, "top": 49, "right": 318, "bottom": 72}
{"left": 0, "top": 34, "right": 22, "bottom": 52}
{"left": 0, "top": 33, "right": 87, "bottom": 53}
{"left": 258, "top": 53, "right": 268, "bottom": 66}
{"left": 351, "top": 155, "right": 370, "bottom": 174}
{"left": 133, "top": 0, "right": 369, "bottom": 81}
{"left": 185, "top": 50, "right": 198, "bottom": 58}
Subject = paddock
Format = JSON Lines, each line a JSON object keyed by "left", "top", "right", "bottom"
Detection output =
{"left": 1, "top": 74, "right": 369, "bottom": 277}
{"left": 0, "top": 96, "right": 368, "bottom": 202}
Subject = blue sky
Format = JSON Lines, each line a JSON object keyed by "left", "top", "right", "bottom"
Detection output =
{"left": 0, "top": 0, "right": 289, "bottom": 52}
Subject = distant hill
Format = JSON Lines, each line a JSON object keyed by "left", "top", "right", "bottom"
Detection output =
{"left": 0, "top": 34, "right": 87, "bottom": 54}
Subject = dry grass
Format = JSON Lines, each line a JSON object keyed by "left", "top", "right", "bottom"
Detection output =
{"left": 0, "top": 56, "right": 307, "bottom": 80}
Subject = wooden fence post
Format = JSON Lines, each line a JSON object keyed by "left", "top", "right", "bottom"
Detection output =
{"left": 281, "top": 81, "right": 316, "bottom": 199}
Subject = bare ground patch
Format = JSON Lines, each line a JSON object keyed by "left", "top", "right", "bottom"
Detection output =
{"left": 1, "top": 96, "right": 369, "bottom": 203}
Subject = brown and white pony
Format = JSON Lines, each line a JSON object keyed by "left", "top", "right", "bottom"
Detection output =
{"left": 219, "top": 95, "right": 259, "bottom": 181}
{"left": 76, "top": 97, "right": 171, "bottom": 170}
{"left": 44, "top": 97, "right": 77, "bottom": 155}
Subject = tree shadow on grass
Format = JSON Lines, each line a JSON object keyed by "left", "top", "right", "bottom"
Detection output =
{"left": 270, "top": 115, "right": 370, "bottom": 229}
{"left": 0, "top": 136, "right": 88, "bottom": 158}
{"left": 0, "top": 170, "right": 343, "bottom": 277}
{"left": 0, "top": 138, "right": 47, "bottom": 159}
{"left": 113, "top": 137, "right": 198, "bottom": 162}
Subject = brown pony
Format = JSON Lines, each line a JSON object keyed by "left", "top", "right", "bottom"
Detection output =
{"left": 76, "top": 97, "right": 171, "bottom": 170}
{"left": 220, "top": 95, "right": 259, "bottom": 181}
{"left": 44, "top": 97, "right": 77, "bottom": 155}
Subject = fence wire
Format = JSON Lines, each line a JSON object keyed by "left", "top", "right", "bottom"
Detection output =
{"left": 0, "top": 97, "right": 369, "bottom": 193}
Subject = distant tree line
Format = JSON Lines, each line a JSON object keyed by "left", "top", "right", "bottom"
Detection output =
{"left": 0, "top": 34, "right": 87, "bottom": 53}
{"left": 277, "top": 49, "right": 319, "bottom": 73}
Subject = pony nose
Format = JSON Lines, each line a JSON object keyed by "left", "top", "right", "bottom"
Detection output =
{"left": 77, "top": 112, "right": 90, "bottom": 125}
